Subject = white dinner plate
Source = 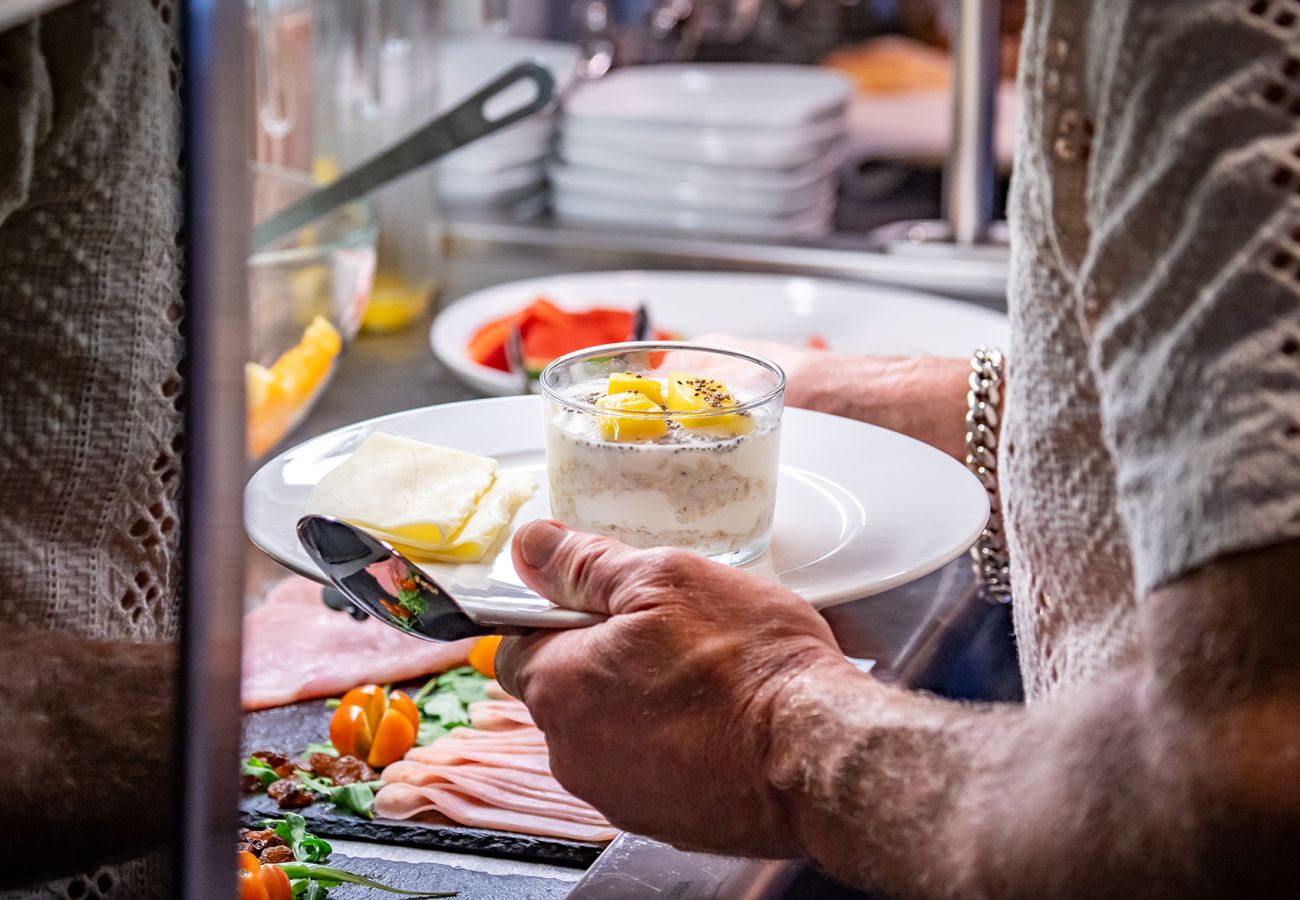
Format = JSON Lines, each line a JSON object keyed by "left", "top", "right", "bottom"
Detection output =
{"left": 553, "top": 189, "right": 835, "bottom": 240}
{"left": 430, "top": 271, "right": 1011, "bottom": 397}
{"left": 558, "top": 138, "right": 843, "bottom": 189}
{"left": 550, "top": 163, "right": 835, "bottom": 216}
{"left": 244, "top": 396, "right": 989, "bottom": 628}
{"left": 562, "top": 127, "right": 847, "bottom": 169}
{"left": 565, "top": 64, "right": 852, "bottom": 128}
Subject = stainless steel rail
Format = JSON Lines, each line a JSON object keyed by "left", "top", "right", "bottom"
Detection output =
{"left": 945, "top": 0, "right": 1003, "bottom": 246}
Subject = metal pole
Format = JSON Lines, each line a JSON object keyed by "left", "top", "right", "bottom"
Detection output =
{"left": 945, "top": 0, "right": 1001, "bottom": 246}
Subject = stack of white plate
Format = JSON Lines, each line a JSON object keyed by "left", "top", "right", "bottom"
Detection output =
{"left": 437, "top": 36, "right": 579, "bottom": 210}
{"left": 553, "top": 65, "right": 852, "bottom": 239}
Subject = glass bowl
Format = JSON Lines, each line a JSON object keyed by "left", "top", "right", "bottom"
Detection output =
{"left": 246, "top": 163, "right": 378, "bottom": 459}
{"left": 540, "top": 342, "right": 785, "bottom": 565}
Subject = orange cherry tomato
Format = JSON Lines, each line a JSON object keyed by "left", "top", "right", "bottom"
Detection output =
{"left": 330, "top": 683, "right": 419, "bottom": 765}
{"left": 468, "top": 635, "right": 503, "bottom": 679}
{"left": 259, "top": 863, "right": 293, "bottom": 900}
{"left": 237, "top": 868, "right": 269, "bottom": 900}
{"left": 338, "top": 684, "right": 387, "bottom": 731}
{"left": 329, "top": 702, "right": 373, "bottom": 759}
{"left": 387, "top": 689, "right": 421, "bottom": 732}
{"left": 237, "top": 851, "right": 262, "bottom": 876}
{"left": 366, "top": 707, "right": 418, "bottom": 768}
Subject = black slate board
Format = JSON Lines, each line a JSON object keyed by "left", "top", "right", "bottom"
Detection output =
{"left": 325, "top": 853, "right": 571, "bottom": 899}
{"left": 241, "top": 690, "right": 605, "bottom": 868}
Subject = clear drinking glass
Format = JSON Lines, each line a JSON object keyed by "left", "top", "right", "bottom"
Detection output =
{"left": 540, "top": 342, "right": 785, "bottom": 565}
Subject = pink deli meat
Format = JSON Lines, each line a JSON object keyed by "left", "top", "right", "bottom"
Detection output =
{"left": 373, "top": 782, "right": 619, "bottom": 843}
{"left": 468, "top": 698, "right": 535, "bottom": 730}
{"left": 241, "top": 575, "right": 474, "bottom": 710}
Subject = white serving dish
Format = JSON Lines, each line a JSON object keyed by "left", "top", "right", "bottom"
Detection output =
{"left": 561, "top": 119, "right": 846, "bottom": 169}
{"left": 553, "top": 188, "right": 834, "bottom": 239}
{"left": 550, "top": 162, "right": 834, "bottom": 216}
{"left": 562, "top": 112, "right": 845, "bottom": 149}
{"left": 564, "top": 64, "right": 852, "bottom": 128}
{"left": 430, "top": 270, "right": 1011, "bottom": 398}
{"left": 558, "top": 137, "right": 842, "bottom": 188}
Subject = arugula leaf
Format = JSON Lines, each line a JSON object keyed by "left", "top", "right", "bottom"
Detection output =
{"left": 299, "top": 742, "right": 339, "bottom": 760}
{"left": 263, "top": 812, "right": 333, "bottom": 863}
{"left": 416, "top": 720, "right": 451, "bottom": 747}
{"left": 241, "top": 756, "right": 280, "bottom": 788}
{"left": 275, "top": 863, "right": 456, "bottom": 897}
{"left": 329, "top": 781, "right": 382, "bottom": 819}
{"left": 296, "top": 771, "right": 384, "bottom": 819}
{"left": 422, "top": 691, "right": 470, "bottom": 727}
{"left": 396, "top": 586, "right": 428, "bottom": 618}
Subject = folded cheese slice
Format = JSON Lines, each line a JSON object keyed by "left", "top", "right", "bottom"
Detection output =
{"left": 305, "top": 433, "right": 497, "bottom": 551}
{"left": 379, "top": 469, "right": 537, "bottom": 563}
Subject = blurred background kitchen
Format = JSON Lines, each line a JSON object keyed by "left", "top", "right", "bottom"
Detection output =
{"left": 247, "top": 0, "right": 1024, "bottom": 458}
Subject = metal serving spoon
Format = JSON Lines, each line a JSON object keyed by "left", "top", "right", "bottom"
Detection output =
{"left": 252, "top": 60, "right": 556, "bottom": 252}
{"left": 297, "top": 515, "right": 604, "bottom": 640}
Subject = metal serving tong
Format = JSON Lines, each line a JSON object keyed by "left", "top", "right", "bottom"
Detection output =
{"left": 298, "top": 515, "right": 604, "bottom": 639}
{"left": 251, "top": 61, "right": 557, "bottom": 252}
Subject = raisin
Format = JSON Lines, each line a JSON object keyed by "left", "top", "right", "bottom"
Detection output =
{"left": 259, "top": 845, "right": 295, "bottom": 864}
{"left": 267, "top": 777, "right": 315, "bottom": 809}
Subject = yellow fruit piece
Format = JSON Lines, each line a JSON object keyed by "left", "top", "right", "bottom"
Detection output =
{"left": 362, "top": 273, "right": 432, "bottom": 333}
{"left": 596, "top": 392, "right": 668, "bottom": 442}
{"left": 666, "top": 372, "right": 753, "bottom": 436}
{"left": 246, "top": 316, "right": 343, "bottom": 457}
{"left": 607, "top": 371, "right": 665, "bottom": 406}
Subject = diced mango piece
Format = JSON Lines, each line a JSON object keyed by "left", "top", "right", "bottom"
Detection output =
{"left": 596, "top": 391, "right": 668, "bottom": 442}
{"left": 607, "top": 371, "right": 665, "bottom": 406}
{"left": 666, "top": 372, "right": 754, "bottom": 436}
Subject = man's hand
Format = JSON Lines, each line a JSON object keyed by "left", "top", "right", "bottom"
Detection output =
{"left": 496, "top": 519, "right": 849, "bottom": 856}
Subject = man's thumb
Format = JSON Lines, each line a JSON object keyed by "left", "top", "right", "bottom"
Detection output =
{"left": 511, "top": 519, "right": 633, "bottom": 615}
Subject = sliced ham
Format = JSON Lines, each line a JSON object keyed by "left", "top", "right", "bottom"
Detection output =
{"left": 438, "top": 726, "right": 547, "bottom": 747}
{"left": 380, "top": 763, "right": 608, "bottom": 826}
{"left": 469, "top": 698, "right": 535, "bottom": 730}
{"left": 407, "top": 742, "right": 554, "bottom": 774}
{"left": 483, "top": 680, "right": 513, "bottom": 701}
{"left": 373, "top": 782, "right": 619, "bottom": 843}
{"left": 241, "top": 575, "right": 473, "bottom": 710}
{"left": 383, "top": 761, "right": 591, "bottom": 813}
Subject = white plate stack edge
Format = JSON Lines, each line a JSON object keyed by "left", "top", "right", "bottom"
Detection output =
{"left": 553, "top": 64, "right": 852, "bottom": 240}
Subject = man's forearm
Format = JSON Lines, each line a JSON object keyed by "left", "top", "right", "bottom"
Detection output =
{"left": 766, "top": 543, "right": 1300, "bottom": 899}
{"left": 789, "top": 355, "right": 970, "bottom": 460}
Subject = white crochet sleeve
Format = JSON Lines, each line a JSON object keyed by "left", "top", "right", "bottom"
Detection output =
{"left": 1078, "top": 0, "right": 1300, "bottom": 593}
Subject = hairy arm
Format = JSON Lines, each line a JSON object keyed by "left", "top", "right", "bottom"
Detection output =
{"left": 2, "top": 634, "right": 177, "bottom": 882}
{"left": 690, "top": 335, "right": 973, "bottom": 461}
{"left": 499, "top": 525, "right": 1300, "bottom": 899}
{"left": 771, "top": 540, "right": 1300, "bottom": 898}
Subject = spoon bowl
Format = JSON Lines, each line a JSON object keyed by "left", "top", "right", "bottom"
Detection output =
{"left": 297, "top": 515, "right": 604, "bottom": 639}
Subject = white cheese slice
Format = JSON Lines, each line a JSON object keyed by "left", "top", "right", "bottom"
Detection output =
{"left": 417, "top": 469, "right": 537, "bottom": 563}
{"left": 304, "top": 433, "right": 497, "bottom": 550}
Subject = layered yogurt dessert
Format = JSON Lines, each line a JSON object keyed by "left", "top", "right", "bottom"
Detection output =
{"left": 542, "top": 346, "right": 784, "bottom": 564}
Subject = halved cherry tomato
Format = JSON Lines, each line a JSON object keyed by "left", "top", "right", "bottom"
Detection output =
{"left": 338, "top": 684, "right": 387, "bottom": 731}
{"left": 367, "top": 707, "right": 418, "bottom": 767}
{"left": 237, "top": 867, "right": 269, "bottom": 900}
{"left": 329, "top": 683, "right": 418, "bottom": 766}
{"left": 329, "top": 702, "right": 373, "bottom": 760}
{"left": 259, "top": 863, "right": 293, "bottom": 900}
{"left": 468, "top": 635, "right": 503, "bottom": 679}
{"left": 387, "top": 689, "right": 421, "bottom": 732}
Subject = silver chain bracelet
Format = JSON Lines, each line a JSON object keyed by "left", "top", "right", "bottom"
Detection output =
{"left": 966, "top": 347, "right": 1012, "bottom": 603}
